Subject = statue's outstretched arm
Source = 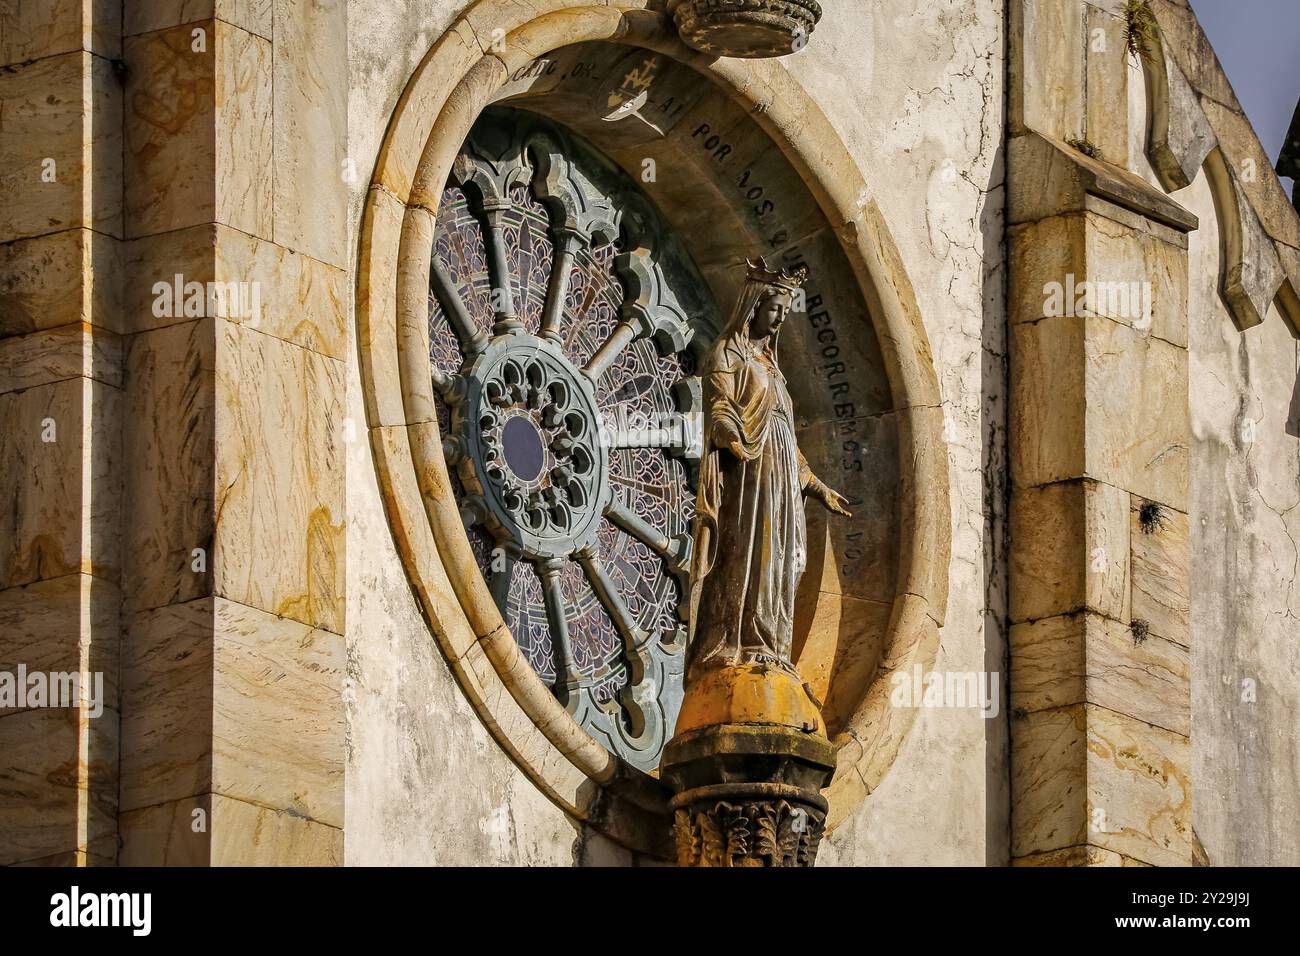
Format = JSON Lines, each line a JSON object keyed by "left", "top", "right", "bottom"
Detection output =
{"left": 797, "top": 449, "right": 853, "bottom": 517}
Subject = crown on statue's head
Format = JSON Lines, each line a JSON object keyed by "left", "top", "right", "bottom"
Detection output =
{"left": 746, "top": 257, "right": 809, "bottom": 293}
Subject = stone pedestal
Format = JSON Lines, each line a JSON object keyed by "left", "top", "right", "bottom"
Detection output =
{"left": 670, "top": 0, "right": 822, "bottom": 58}
{"left": 662, "top": 663, "right": 836, "bottom": 866}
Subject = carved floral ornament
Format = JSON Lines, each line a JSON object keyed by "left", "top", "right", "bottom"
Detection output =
{"left": 356, "top": 0, "right": 950, "bottom": 855}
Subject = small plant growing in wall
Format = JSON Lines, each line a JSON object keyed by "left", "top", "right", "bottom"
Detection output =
{"left": 1067, "top": 137, "right": 1102, "bottom": 160}
{"left": 1130, "top": 619, "right": 1151, "bottom": 645}
{"left": 1124, "top": 0, "right": 1158, "bottom": 60}
{"left": 1138, "top": 500, "right": 1167, "bottom": 534}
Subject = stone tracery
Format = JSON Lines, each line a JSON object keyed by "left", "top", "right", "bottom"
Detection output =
{"left": 427, "top": 107, "right": 719, "bottom": 769}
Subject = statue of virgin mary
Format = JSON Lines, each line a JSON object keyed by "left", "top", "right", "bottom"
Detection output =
{"left": 686, "top": 258, "right": 852, "bottom": 683}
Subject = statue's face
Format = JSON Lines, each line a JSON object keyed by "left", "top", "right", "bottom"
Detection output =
{"left": 751, "top": 291, "right": 792, "bottom": 339}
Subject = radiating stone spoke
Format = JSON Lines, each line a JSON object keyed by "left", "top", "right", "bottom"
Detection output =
{"left": 577, "top": 551, "right": 643, "bottom": 646}
{"left": 578, "top": 549, "right": 663, "bottom": 743}
{"left": 430, "top": 256, "right": 488, "bottom": 356}
{"left": 536, "top": 557, "right": 583, "bottom": 701}
{"left": 482, "top": 208, "right": 524, "bottom": 335}
{"left": 583, "top": 319, "right": 638, "bottom": 381}
{"left": 606, "top": 497, "right": 691, "bottom": 577}
{"left": 540, "top": 230, "right": 582, "bottom": 344}
{"left": 608, "top": 410, "right": 702, "bottom": 461}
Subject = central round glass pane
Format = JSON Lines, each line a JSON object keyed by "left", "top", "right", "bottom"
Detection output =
{"left": 502, "top": 415, "right": 545, "bottom": 481}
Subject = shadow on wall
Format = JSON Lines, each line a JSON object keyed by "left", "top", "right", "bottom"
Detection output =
{"left": 981, "top": 139, "right": 1010, "bottom": 869}
{"left": 1288, "top": 372, "right": 1300, "bottom": 438}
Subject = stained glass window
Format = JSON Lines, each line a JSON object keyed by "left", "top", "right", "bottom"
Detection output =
{"left": 427, "top": 106, "right": 719, "bottom": 770}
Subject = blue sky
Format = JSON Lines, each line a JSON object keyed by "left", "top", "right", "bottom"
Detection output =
{"left": 1191, "top": 0, "right": 1298, "bottom": 192}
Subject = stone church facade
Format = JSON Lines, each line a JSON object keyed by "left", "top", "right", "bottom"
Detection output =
{"left": 1, "top": 0, "right": 1297, "bottom": 866}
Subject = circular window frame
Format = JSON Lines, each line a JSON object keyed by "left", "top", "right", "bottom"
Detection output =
{"left": 357, "top": 1, "right": 951, "bottom": 856}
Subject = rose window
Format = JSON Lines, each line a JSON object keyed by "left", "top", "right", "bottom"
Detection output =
{"left": 427, "top": 107, "right": 720, "bottom": 770}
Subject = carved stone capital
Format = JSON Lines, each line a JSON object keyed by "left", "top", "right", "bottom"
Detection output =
{"left": 663, "top": 721, "right": 837, "bottom": 867}
{"left": 672, "top": 784, "right": 827, "bottom": 867}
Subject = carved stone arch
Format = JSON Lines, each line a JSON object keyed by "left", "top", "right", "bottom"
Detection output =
{"left": 1134, "top": 20, "right": 1298, "bottom": 333}
{"left": 357, "top": 0, "right": 951, "bottom": 853}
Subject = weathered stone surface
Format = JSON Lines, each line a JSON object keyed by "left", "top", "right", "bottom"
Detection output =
{"left": 1204, "top": 148, "right": 1286, "bottom": 332}
{"left": 1199, "top": 91, "right": 1300, "bottom": 252}
{"left": 215, "top": 20, "right": 274, "bottom": 238}
{"left": 1012, "top": 704, "right": 1088, "bottom": 857}
{"left": 0, "top": 573, "right": 120, "bottom": 719}
{"left": 1011, "top": 315, "right": 1085, "bottom": 487}
{"left": 125, "top": 21, "right": 272, "bottom": 239}
{"left": 793, "top": 591, "right": 891, "bottom": 737}
{"left": 1010, "top": 207, "right": 1188, "bottom": 346}
{"left": 214, "top": 321, "right": 345, "bottom": 632}
{"left": 796, "top": 412, "right": 899, "bottom": 607}
{"left": 1141, "top": 33, "right": 1217, "bottom": 192}
{"left": 0, "top": 377, "right": 121, "bottom": 590}
{"left": 1009, "top": 478, "right": 1130, "bottom": 624}
{"left": 123, "top": 223, "right": 347, "bottom": 355}
{"left": 1010, "top": 611, "right": 1190, "bottom": 735}
{"left": 1183, "top": 164, "right": 1300, "bottom": 866}
{"left": 120, "top": 597, "right": 344, "bottom": 824}
{"left": 1085, "top": 704, "right": 1192, "bottom": 865}
{"left": 1012, "top": 703, "right": 1191, "bottom": 865}
{"left": 0, "top": 323, "right": 121, "bottom": 395}
{"left": 0, "top": 228, "right": 122, "bottom": 337}
{"left": 1013, "top": 313, "right": 1188, "bottom": 508}
{"left": 122, "top": 319, "right": 215, "bottom": 614}
{"left": 1008, "top": 205, "right": 1190, "bottom": 348}
{"left": 1129, "top": 498, "right": 1189, "bottom": 646}
{"left": 1007, "top": 131, "right": 1197, "bottom": 232}
{"left": 0, "top": 0, "right": 120, "bottom": 65}
{"left": 1013, "top": 843, "right": 1149, "bottom": 866}
{"left": 1148, "top": 0, "right": 1238, "bottom": 115}
{"left": 0, "top": 51, "right": 122, "bottom": 242}
{"left": 356, "top": 186, "right": 407, "bottom": 428}
{"left": 1009, "top": 213, "right": 1086, "bottom": 326}
{"left": 119, "top": 792, "right": 342, "bottom": 865}
{"left": 1084, "top": 5, "right": 1128, "bottom": 165}
{"left": 125, "top": 0, "right": 273, "bottom": 39}
{"left": 1009, "top": 0, "right": 1084, "bottom": 142}
{"left": 0, "top": 706, "right": 118, "bottom": 865}
{"left": 123, "top": 23, "right": 217, "bottom": 236}
{"left": 119, "top": 600, "right": 213, "bottom": 812}
{"left": 1084, "top": 207, "right": 1188, "bottom": 347}
{"left": 272, "top": 0, "right": 348, "bottom": 268}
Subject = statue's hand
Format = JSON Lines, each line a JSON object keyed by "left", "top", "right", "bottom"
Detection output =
{"left": 713, "top": 420, "right": 745, "bottom": 460}
{"left": 816, "top": 483, "right": 853, "bottom": 518}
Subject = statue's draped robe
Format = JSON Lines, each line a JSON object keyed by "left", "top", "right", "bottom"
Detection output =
{"left": 688, "top": 309, "right": 812, "bottom": 679}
